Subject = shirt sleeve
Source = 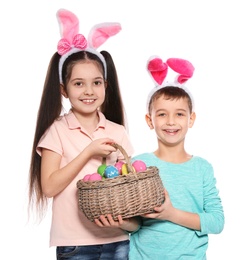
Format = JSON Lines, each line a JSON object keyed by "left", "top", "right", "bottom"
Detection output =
{"left": 196, "top": 162, "right": 225, "bottom": 236}
{"left": 36, "top": 124, "right": 63, "bottom": 156}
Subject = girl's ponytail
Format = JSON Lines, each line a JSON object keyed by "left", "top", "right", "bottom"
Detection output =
{"left": 100, "top": 50, "right": 125, "bottom": 126}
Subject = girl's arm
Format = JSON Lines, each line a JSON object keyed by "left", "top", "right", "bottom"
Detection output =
{"left": 41, "top": 138, "right": 116, "bottom": 197}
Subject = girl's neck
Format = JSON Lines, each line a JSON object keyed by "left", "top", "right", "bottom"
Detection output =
{"left": 72, "top": 109, "right": 100, "bottom": 134}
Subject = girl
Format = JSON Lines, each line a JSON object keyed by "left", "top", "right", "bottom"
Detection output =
{"left": 28, "top": 9, "right": 138, "bottom": 260}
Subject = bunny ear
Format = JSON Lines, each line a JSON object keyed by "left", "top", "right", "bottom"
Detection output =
{"left": 147, "top": 57, "right": 168, "bottom": 85}
{"left": 88, "top": 22, "right": 122, "bottom": 49}
{"left": 57, "top": 9, "right": 79, "bottom": 43}
{"left": 167, "top": 58, "right": 195, "bottom": 84}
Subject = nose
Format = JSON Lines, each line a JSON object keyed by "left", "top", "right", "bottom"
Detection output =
{"left": 83, "top": 85, "right": 94, "bottom": 95}
{"left": 166, "top": 115, "right": 175, "bottom": 126}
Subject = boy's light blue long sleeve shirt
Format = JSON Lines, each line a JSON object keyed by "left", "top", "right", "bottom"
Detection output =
{"left": 129, "top": 153, "right": 224, "bottom": 260}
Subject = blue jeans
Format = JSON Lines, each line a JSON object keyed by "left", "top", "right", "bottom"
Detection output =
{"left": 56, "top": 240, "right": 129, "bottom": 260}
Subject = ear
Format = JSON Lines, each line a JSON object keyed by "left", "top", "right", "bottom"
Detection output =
{"left": 145, "top": 113, "right": 154, "bottom": 129}
{"left": 60, "top": 84, "right": 68, "bottom": 98}
{"left": 189, "top": 112, "right": 196, "bottom": 128}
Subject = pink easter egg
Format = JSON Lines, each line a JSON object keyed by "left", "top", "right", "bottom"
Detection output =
{"left": 132, "top": 160, "right": 147, "bottom": 173}
{"left": 114, "top": 161, "right": 125, "bottom": 174}
{"left": 89, "top": 173, "right": 102, "bottom": 181}
{"left": 83, "top": 174, "right": 91, "bottom": 181}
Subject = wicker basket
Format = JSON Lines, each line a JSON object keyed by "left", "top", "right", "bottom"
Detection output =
{"left": 77, "top": 143, "right": 165, "bottom": 222}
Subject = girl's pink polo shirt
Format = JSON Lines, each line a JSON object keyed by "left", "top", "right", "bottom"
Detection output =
{"left": 37, "top": 111, "right": 134, "bottom": 247}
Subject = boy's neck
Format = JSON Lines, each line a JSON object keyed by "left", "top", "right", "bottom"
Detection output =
{"left": 154, "top": 145, "right": 192, "bottom": 163}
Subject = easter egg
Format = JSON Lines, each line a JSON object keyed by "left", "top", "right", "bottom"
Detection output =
{"left": 104, "top": 165, "right": 119, "bottom": 178}
{"left": 97, "top": 164, "right": 107, "bottom": 177}
{"left": 114, "top": 161, "right": 125, "bottom": 174}
{"left": 132, "top": 160, "right": 147, "bottom": 173}
{"left": 121, "top": 164, "right": 129, "bottom": 175}
{"left": 122, "top": 164, "right": 136, "bottom": 174}
{"left": 89, "top": 173, "right": 102, "bottom": 181}
{"left": 83, "top": 174, "right": 91, "bottom": 181}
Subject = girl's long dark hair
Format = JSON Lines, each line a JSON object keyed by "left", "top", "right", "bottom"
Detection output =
{"left": 28, "top": 50, "right": 126, "bottom": 218}
{"left": 100, "top": 50, "right": 125, "bottom": 125}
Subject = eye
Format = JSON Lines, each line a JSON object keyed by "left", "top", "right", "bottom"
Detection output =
{"left": 94, "top": 80, "right": 104, "bottom": 86}
{"left": 158, "top": 112, "right": 166, "bottom": 117}
{"left": 75, "top": 81, "right": 83, "bottom": 87}
{"left": 176, "top": 112, "right": 184, "bottom": 117}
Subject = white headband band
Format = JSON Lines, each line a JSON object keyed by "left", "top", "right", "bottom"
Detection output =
{"left": 58, "top": 47, "right": 107, "bottom": 84}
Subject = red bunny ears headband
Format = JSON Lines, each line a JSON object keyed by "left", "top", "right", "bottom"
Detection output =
{"left": 57, "top": 9, "right": 121, "bottom": 83}
{"left": 146, "top": 56, "right": 195, "bottom": 112}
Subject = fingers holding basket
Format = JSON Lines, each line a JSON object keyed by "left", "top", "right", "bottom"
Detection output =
{"left": 141, "top": 189, "right": 171, "bottom": 220}
{"left": 94, "top": 214, "right": 124, "bottom": 228}
{"left": 94, "top": 214, "right": 140, "bottom": 233}
{"left": 85, "top": 138, "right": 117, "bottom": 157}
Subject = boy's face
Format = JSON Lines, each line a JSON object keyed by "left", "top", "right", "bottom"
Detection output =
{"left": 145, "top": 96, "right": 196, "bottom": 146}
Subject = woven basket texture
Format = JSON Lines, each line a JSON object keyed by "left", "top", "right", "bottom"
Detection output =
{"left": 77, "top": 143, "right": 164, "bottom": 222}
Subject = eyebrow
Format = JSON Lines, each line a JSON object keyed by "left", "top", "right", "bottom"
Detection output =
{"left": 155, "top": 108, "right": 188, "bottom": 112}
{"left": 71, "top": 76, "right": 104, "bottom": 82}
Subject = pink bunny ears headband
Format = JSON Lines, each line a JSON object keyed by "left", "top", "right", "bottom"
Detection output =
{"left": 146, "top": 56, "right": 195, "bottom": 112}
{"left": 57, "top": 9, "right": 122, "bottom": 83}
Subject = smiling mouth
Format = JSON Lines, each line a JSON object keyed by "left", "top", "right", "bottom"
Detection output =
{"left": 165, "top": 129, "right": 179, "bottom": 133}
{"left": 81, "top": 99, "right": 96, "bottom": 104}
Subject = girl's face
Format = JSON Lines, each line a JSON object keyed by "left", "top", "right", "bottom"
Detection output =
{"left": 61, "top": 61, "right": 106, "bottom": 116}
{"left": 146, "top": 96, "right": 196, "bottom": 147}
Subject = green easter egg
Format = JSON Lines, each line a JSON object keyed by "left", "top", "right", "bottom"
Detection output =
{"left": 97, "top": 164, "right": 107, "bottom": 177}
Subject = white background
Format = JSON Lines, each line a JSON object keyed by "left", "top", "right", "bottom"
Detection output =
{"left": 1, "top": 0, "right": 248, "bottom": 259}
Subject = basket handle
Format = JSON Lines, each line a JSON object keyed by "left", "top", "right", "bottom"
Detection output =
{"left": 111, "top": 143, "right": 135, "bottom": 174}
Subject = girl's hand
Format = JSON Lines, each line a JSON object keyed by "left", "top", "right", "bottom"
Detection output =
{"left": 94, "top": 214, "right": 124, "bottom": 228}
{"left": 94, "top": 214, "right": 140, "bottom": 232}
{"left": 84, "top": 138, "right": 116, "bottom": 158}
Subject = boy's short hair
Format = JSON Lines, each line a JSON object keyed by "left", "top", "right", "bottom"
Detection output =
{"left": 148, "top": 86, "right": 193, "bottom": 114}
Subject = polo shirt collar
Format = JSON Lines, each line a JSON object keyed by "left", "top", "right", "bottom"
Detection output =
{"left": 65, "top": 110, "right": 106, "bottom": 130}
